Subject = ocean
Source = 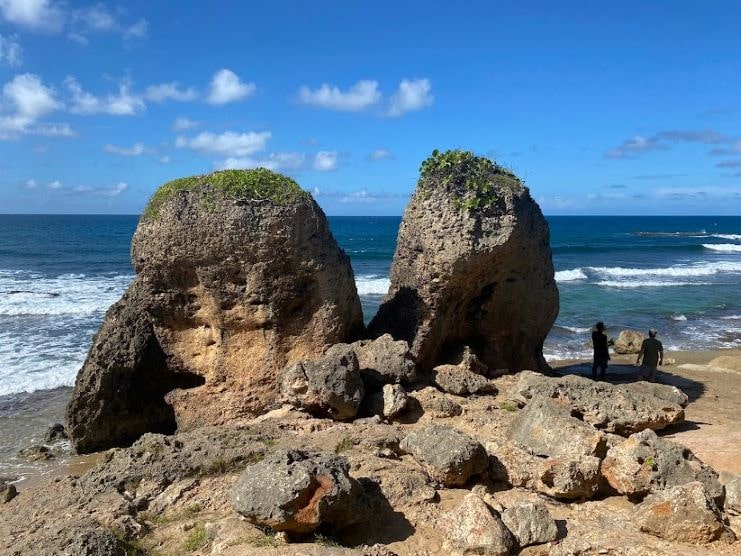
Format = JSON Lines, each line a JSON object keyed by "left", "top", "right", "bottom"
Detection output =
{"left": 1, "top": 214, "right": 740, "bottom": 401}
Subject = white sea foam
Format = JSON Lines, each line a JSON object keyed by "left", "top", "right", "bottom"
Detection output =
{"left": 720, "top": 315, "right": 741, "bottom": 320}
{"left": 671, "top": 314, "right": 688, "bottom": 321}
{"left": 588, "top": 261, "right": 741, "bottom": 279}
{"left": 355, "top": 276, "right": 390, "bottom": 296}
{"left": 712, "top": 234, "right": 741, "bottom": 241}
{"left": 561, "top": 325, "right": 592, "bottom": 333}
{"left": 555, "top": 268, "right": 587, "bottom": 282}
{"left": 702, "top": 243, "right": 741, "bottom": 252}
{"left": 596, "top": 280, "right": 712, "bottom": 288}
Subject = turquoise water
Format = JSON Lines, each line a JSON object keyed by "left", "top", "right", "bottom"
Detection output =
{"left": 1, "top": 214, "right": 740, "bottom": 397}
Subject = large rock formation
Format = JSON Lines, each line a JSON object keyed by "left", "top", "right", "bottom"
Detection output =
{"left": 369, "top": 150, "right": 558, "bottom": 373}
{"left": 67, "top": 169, "right": 363, "bottom": 452}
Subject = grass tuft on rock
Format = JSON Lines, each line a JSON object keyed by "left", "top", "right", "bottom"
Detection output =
{"left": 142, "top": 168, "right": 309, "bottom": 220}
{"left": 417, "top": 149, "right": 523, "bottom": 211}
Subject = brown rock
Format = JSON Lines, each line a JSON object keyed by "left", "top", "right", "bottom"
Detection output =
{"left": 369, "top": 150, "right": 558, "bottom": 374}
{"left": 613, "top": 330, "right": 646, "bottom": 354}
{"left": 440, "top": 493, "right": 515, "bottom": 555}
{"left": 432, "top": 363, "right": 497, "bottom": 396}
{"left": 632, "top": 481, "right": 736, "bottom": 543}
{"left": 1, "top": 479, "right": 17, "bottom": 504}
{"left": 537, "top": 455, "right": 601, "bottom": 499}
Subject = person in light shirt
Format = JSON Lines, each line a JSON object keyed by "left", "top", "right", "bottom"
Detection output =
{"left": 636, "top": 329, "right": 664, "bottom": 382}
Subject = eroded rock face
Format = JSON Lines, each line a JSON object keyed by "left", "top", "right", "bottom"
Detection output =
{"left": 501, "top": 501, "right": 558, "bottom": 547}
{"left": 229, "top": 449, "right": 366, "bottom": 534}
{"left": 67, "top": 170, "right": 363, "bottom": 451}
{"left": 432, "top": 363, "right": 497, "bottom": 397}
{"left": 337, "top": 334, "right": 418, "bottom": 387}
{"left": 508, "top": 371, "right": 687, "bottom": 435}
{"left": 538, "top": 456, "right": 601, "bottom": 499}
{"left": 726, "top": 474, "right": 741, "bottom": 515}
{"left": 601, "top": 429, "right": 723, "bottom": 503}
{"left": 632, "top": 482, "right": 736, "bottom": 544}
{"left": 440, "top": 493, "right": 514, "bottom": 556}
{"left": 400, "top": 425, "right": 488, "bottom": 486}
{"left": 369, "top": 151, "right": 558, "bottom": 373}
{"left": 279, "top": 346, "right": 365, "bottom": 420}
{"left": 613, "top": 330, "right": 645, "bottom": 354}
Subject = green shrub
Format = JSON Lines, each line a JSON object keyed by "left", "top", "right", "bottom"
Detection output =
{"left": 142, "top": 168, "right": 309, "bottom": 220}
{"left": 334, "top": 437, "right": 354, "bottom": 453}
{"left": 417, "top": 149, "right": 522, "bottom": 211}
{"left": 182, "top": 523, "right": 208, "bottom": 552}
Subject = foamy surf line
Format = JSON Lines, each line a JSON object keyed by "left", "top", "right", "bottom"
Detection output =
{"left": 355, "top": 275, "right": 390, "bottom": 295}
{"left": 703, "top": 244, "right": 741, "bottom": 252}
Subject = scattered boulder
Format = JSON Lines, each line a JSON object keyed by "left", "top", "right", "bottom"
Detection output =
{"left": 331, "top": 334, "right": 417, "bottom": 387}
{"left": 229, "top": 448, "right": 366, "bottom": 534}
{"left": 44, "top": 423, "right": 68, "bottom": 443}
{"left": 381, "top": 384, "right": 408, "bottom": 420}
{"left": 601, "top": 429, "right": 723, "bottom": 503}
{"left": 17, "top": 445, "right": 54, "bottom": 462}
{"left": 501, "top": 501, "right": 558, "bottom": 547}
{"left": 537, "top": 455, "right": 601, "bottom": 499}
{"left": 369, "top": 150, "right": 558, "bottom": 373}
{"left": 508, "top": 371, "right": 687, "bottom": 435}
{"left": 508, "top": 396, "right": 606, "bottom": 459}
{"left": 279, "top": 346, "right": 365, "bottom": 420}
{"left": 725, "top": 474, "right": 741, "bottom": 515}
{"left": 400, "top": 425, "right": 488, "bottom": 486}
{"left": 632, "top": 481, "right": 736, "bottom": 544}
{"left": 68, "top": 169, "right": 364, "bottom": 452}
{"left": 1, "top": 479, "right": 17, "bottom": 504}
{"left": 432, "top": 364, "right": 497, "bottom": 396}
{"left": 440, "top": 493, "right": 515, "bottom": 555}
{"left": 412, "top": 387, "right": 463, "bottom": 418}
{"left": 613, "top": 330, "right": 645, "bottom": 354}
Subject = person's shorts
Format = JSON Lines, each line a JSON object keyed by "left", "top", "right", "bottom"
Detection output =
{"left": 639, "top": 364, "right": 657, "bottom": 377}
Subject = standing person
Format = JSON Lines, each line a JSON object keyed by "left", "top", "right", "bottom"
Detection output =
{"left": 636, "top": 329, "right": 664, "bottom": 382}
{"left": 592, "top": 321, "right": 609, "bottom": 380}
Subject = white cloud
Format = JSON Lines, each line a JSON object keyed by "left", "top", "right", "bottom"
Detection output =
{"left": 74, "top": 182, "right": 128, "bottom": 196}
{"left": 72, "top": 4, "right": 116, "bottom": 32}
{"left": 24, "top": 178, "right": 37, "bottom": 189}
{"left": 218, "top": 152, "right": 306, "bottom": 172}
{"left": 124, "top": 19, "right": 148, "bottom": 40}
{"left": 172, "top": 116, "right": 199, "bottom": 131}
{"left": 176, "top": 130, "right": 271, "bottom": 157}
{"left": 388, "top": 78, "right": 433, "bottom": 117}
{"left": 653, "top": 185, "right": 741, "bottom": 200}
{"left": 369, "top": 148, "right": 393, "bottom": 161}
{"left": 0, "top": 0, "right": 65, "bottom": 32}
{"left": 104, "top": 142, "right": 146, "bottom": 156}
{"left": 0, "top": 73, "right": 69, "bottom": 138}
{"left": 145, "top": 82, "right": 197, "bottom": 103}
{"left": 298, "top": 80, "right": 380, "bottom": 111}
{"left": 207, "top": 69, "right": 256, "bottom": 105}
{"left": 48, "top": 179, "right": 61, "bottom": 189}
{"left": 313, "top": 150, "right": 339, "bottom": 171}
{"left": 66, "top": 76, "right": 145, "bottom": 116}
{"left": 0, "top": 33, "right": 22, "bottom": 66}
{"left": 159, "top": 155, "right": 171, "bottom": 164}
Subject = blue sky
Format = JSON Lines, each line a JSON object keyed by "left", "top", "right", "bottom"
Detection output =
{"left": 1, "top": 1, "right": 740, "bottom": 215}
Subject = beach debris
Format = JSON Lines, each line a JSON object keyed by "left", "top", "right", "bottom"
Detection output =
{"left": 279, "top": 345, "right": 365, "bottom": 420}
{"left": 440, "top": 493, "right": 515, "bottom": 556}
{"left": 508, "top": 371, "right": 687, "bottom": 435}
{"left": 44, "top": 423, "right": 68, "bottom": 443}
{"left": 613, "top": 330, "right": 646, "bottom": 354}
{"left": 501, "top": 501, "right": 558, "bottom": 547}
{"left": 508, "top": 396, "right": 606, "bottom": 459}
{"left": 368, "top": 150, "right": 558, "bottom": 374}
{"left": 631, "top": 481, "right": 736, "bottom": 544}
{"left": 601, "top": 429, "right": 723, "bottom": 503}
{"left": 400, "top": 424, "right": 488, "bottom": 486}
{"left": 229, "top": 449, "right": 367, "bottom": 534}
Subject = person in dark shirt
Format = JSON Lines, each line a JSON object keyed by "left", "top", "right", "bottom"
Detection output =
{"left": 592, "top": 321, "right": 609, "bottom": 380}
{"left": 637, "top": 328, "right": 664, "bottom": 382}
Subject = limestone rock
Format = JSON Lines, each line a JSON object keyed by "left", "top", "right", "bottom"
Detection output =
{"left": 331, "top": 334, "right": 417, "bottom": 387}
{"left": 68, "top": 170, "right": 363, "bottom": 451}
{"left": 369, "top": 150, "right": 558, "bottom": 373}
{"left": 279, "top": 346, "right": 365, "bottom": 420}
{"left": 632, "top": 481, "right": 736, "bottom": 543}
{"left": 44, "top": 423, "right": 68, "bottom": 443}
{"left": 440, "top": 493, "right": 515, "bottom": 555}
{"left": 537, "top": 455, "right": 601, "bottom": 499}
{"left": 601, "top": 429, "right": 723, "bottom": 503}
{"left": 382, "top": 384, "right": 408, "bottom": 420}
{"left": 412, "top": 387, "right": 463, "bottom": 418}
{"left": 1, "top": 479, "right": 17, "bottom": 504}
{"left": 613, "top": 330, "right": 646, "bottom": 354}
{"left": 501, "top": 501, "right": 558, "bottom": 547}
{"left": 508, "top": 371, "right": 686, "bottom": 435}
{"left": 508, "top": 396, "right": 606, "bottom": 459}
{"left": 229, "top": 449, "right": 366, "bottom": 534}
{"left": 432, "top": 364, "right": 497, "bottom": 396}
{"left": 400, "top": 425, "right": 488, "bottom": 486}
{"left": 725, "top": 474, "right": 741, "bottom": 515}
{"left": 17, "top": 444, "right": 54, "bottom": 462}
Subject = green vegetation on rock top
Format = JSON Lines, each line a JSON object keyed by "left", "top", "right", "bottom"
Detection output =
{"left": 418, "top": 149, "right": 523, "bottom": 211}
{"left": 141, "top": 168, "right": 309, "bottom": 220}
